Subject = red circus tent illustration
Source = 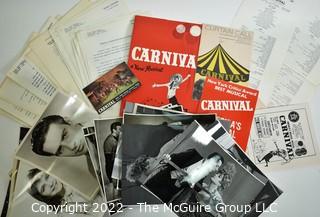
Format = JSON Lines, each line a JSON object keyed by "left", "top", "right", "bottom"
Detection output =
{"left": 197, "top": 44, "right": 250, "bottom": 82}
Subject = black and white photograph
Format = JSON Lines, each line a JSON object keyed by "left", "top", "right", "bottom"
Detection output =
{"left": 83, "top": 126, "right": 105, "bottom": 198}
{"left": 124, "top": 113, "right": 217, "bottom": 131}
{"left": 117, "top": 101, "right": 229, "bottom": 180}
{"left": 94, "top": 118, "right": 122, "bottom": 202}
{"left": 9, "top": 162, "right": 105, "bottom": 217}
{"left": 124, "top": 121, "right": 265, "bottom": 217}
{"left": 121, "top": 123, "right": 177, "bottom": 205}
{"left": 205, "top": 119, "right": 283, "bottom": 216}
{"left": 123, "top": 102, "right": 231, "bottom": 131}
{"left": 15, "top": 92, "right": 99, "bottom": 200}
{"left": 121, "top": 112, "right": 223, "bottom": 205}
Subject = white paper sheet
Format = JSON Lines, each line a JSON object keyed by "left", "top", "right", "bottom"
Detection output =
{"left": 50, "top": 0, "right": 129, "bottom": 87}
{"left": 232, "top": 0, "right": 298, "bottom": 104}
{"left": 75, "top": 14, "right": 135, "bottom": 84}
{"left": 268, "top": 1, "right": 320, "bottom": 105}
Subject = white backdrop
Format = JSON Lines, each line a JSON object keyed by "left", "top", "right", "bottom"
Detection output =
{"left": 0, "top": 0, "right": 319, "bottom": 216}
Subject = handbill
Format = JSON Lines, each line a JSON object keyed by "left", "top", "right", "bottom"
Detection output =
{"left": 50, "top": 0, "right": 129, "bottom": 87}
{"left": 0, "top": 98, "right": 39, "bottom": 127}
{"left": 28, "top": 31, "right": 85, "bottom": 100}
{"left": 83, "top": 62, "right": 140, "bottom": 114}
{"left": 247, "top": 104, "right": 319, "bottom": 169}
{"left": 120, "top": 15, "right": 202, "bottom": 114}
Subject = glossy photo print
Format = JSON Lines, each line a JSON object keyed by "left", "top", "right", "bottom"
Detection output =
{"left": 94, "top": 118, "right": 122, "bottom": 202}
{"left": 15, "top": 92, "right": 99, "bottom": 200}
{"left": 9, "top": 162, "right": 105, "bottom": 217}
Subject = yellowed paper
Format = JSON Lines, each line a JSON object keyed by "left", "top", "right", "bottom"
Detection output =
{"left": 28, "top": 31, "right": 85, "bottom": 100}
{"left": 6, "top": 57, "right": 57, "bottom": 102}
{"left": 0, "top": 98, "right": 38, "bottom": 127}
{"left": 50, "top": 0, "right": 129, "bottom": 87}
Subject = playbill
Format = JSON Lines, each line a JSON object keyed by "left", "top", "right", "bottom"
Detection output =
{"left": 248, "top": 104, "right": 319, "bottom": 169}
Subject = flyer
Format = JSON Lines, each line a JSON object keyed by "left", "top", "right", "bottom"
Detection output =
{"left": 247, "top": 104, "right": 319, "bottom": 169}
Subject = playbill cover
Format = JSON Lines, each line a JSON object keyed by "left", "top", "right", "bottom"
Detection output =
{"left": 128, "top": 121, "right": 265, "bottom": 217}
{"left": 120, "top": 15, "right": 202, "bottom": 113}
{"left": 248, "top": 104, "right": 319, "bottom": 169}
{"left": 15, "top": 92, "right": 99, "bottom": 200}
{"left": 197, "top": 77, "right": 259, "bottom": 150}
{"left": 83, "top": 62, "right": 140, "bottom": 114}
{"left": 193, "top": 24, "right": 253, "bottom": 100}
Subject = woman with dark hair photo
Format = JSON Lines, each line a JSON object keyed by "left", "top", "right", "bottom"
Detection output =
{"left": 27, "top": 168, "right": 66, "bottom": 208}
{"left": 27, "top": 168, "right": 104, "bottom": 216}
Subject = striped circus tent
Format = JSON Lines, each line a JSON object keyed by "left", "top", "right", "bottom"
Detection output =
{"left": 197, "top": 44, "right": 250, "bottom": 82}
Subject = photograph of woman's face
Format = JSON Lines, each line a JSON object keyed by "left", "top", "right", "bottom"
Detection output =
{"left": 33, "top": 173, "right": 64, "bottom": 197}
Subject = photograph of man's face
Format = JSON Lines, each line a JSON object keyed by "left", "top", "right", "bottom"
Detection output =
{"left": 95, "top": 118, "right": 122, "bottom": 202}
{"left": 15, "top": 93, "right": 100, "bottom": 200}
{"left": 31, "top": 115, "right": 88, "bottom": 157}
{"left": 112, "top": 124, "right": 121, "bottom": 138}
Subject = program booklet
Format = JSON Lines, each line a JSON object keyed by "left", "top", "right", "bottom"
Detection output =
{"left": 197, "top": 77, "right": 259, "bottom": 150}
{"left": 120, "top": 15, "right": 202, "bottom": 114}
{"left": 193, "top": 24, "right": 253, "bottom": 100}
